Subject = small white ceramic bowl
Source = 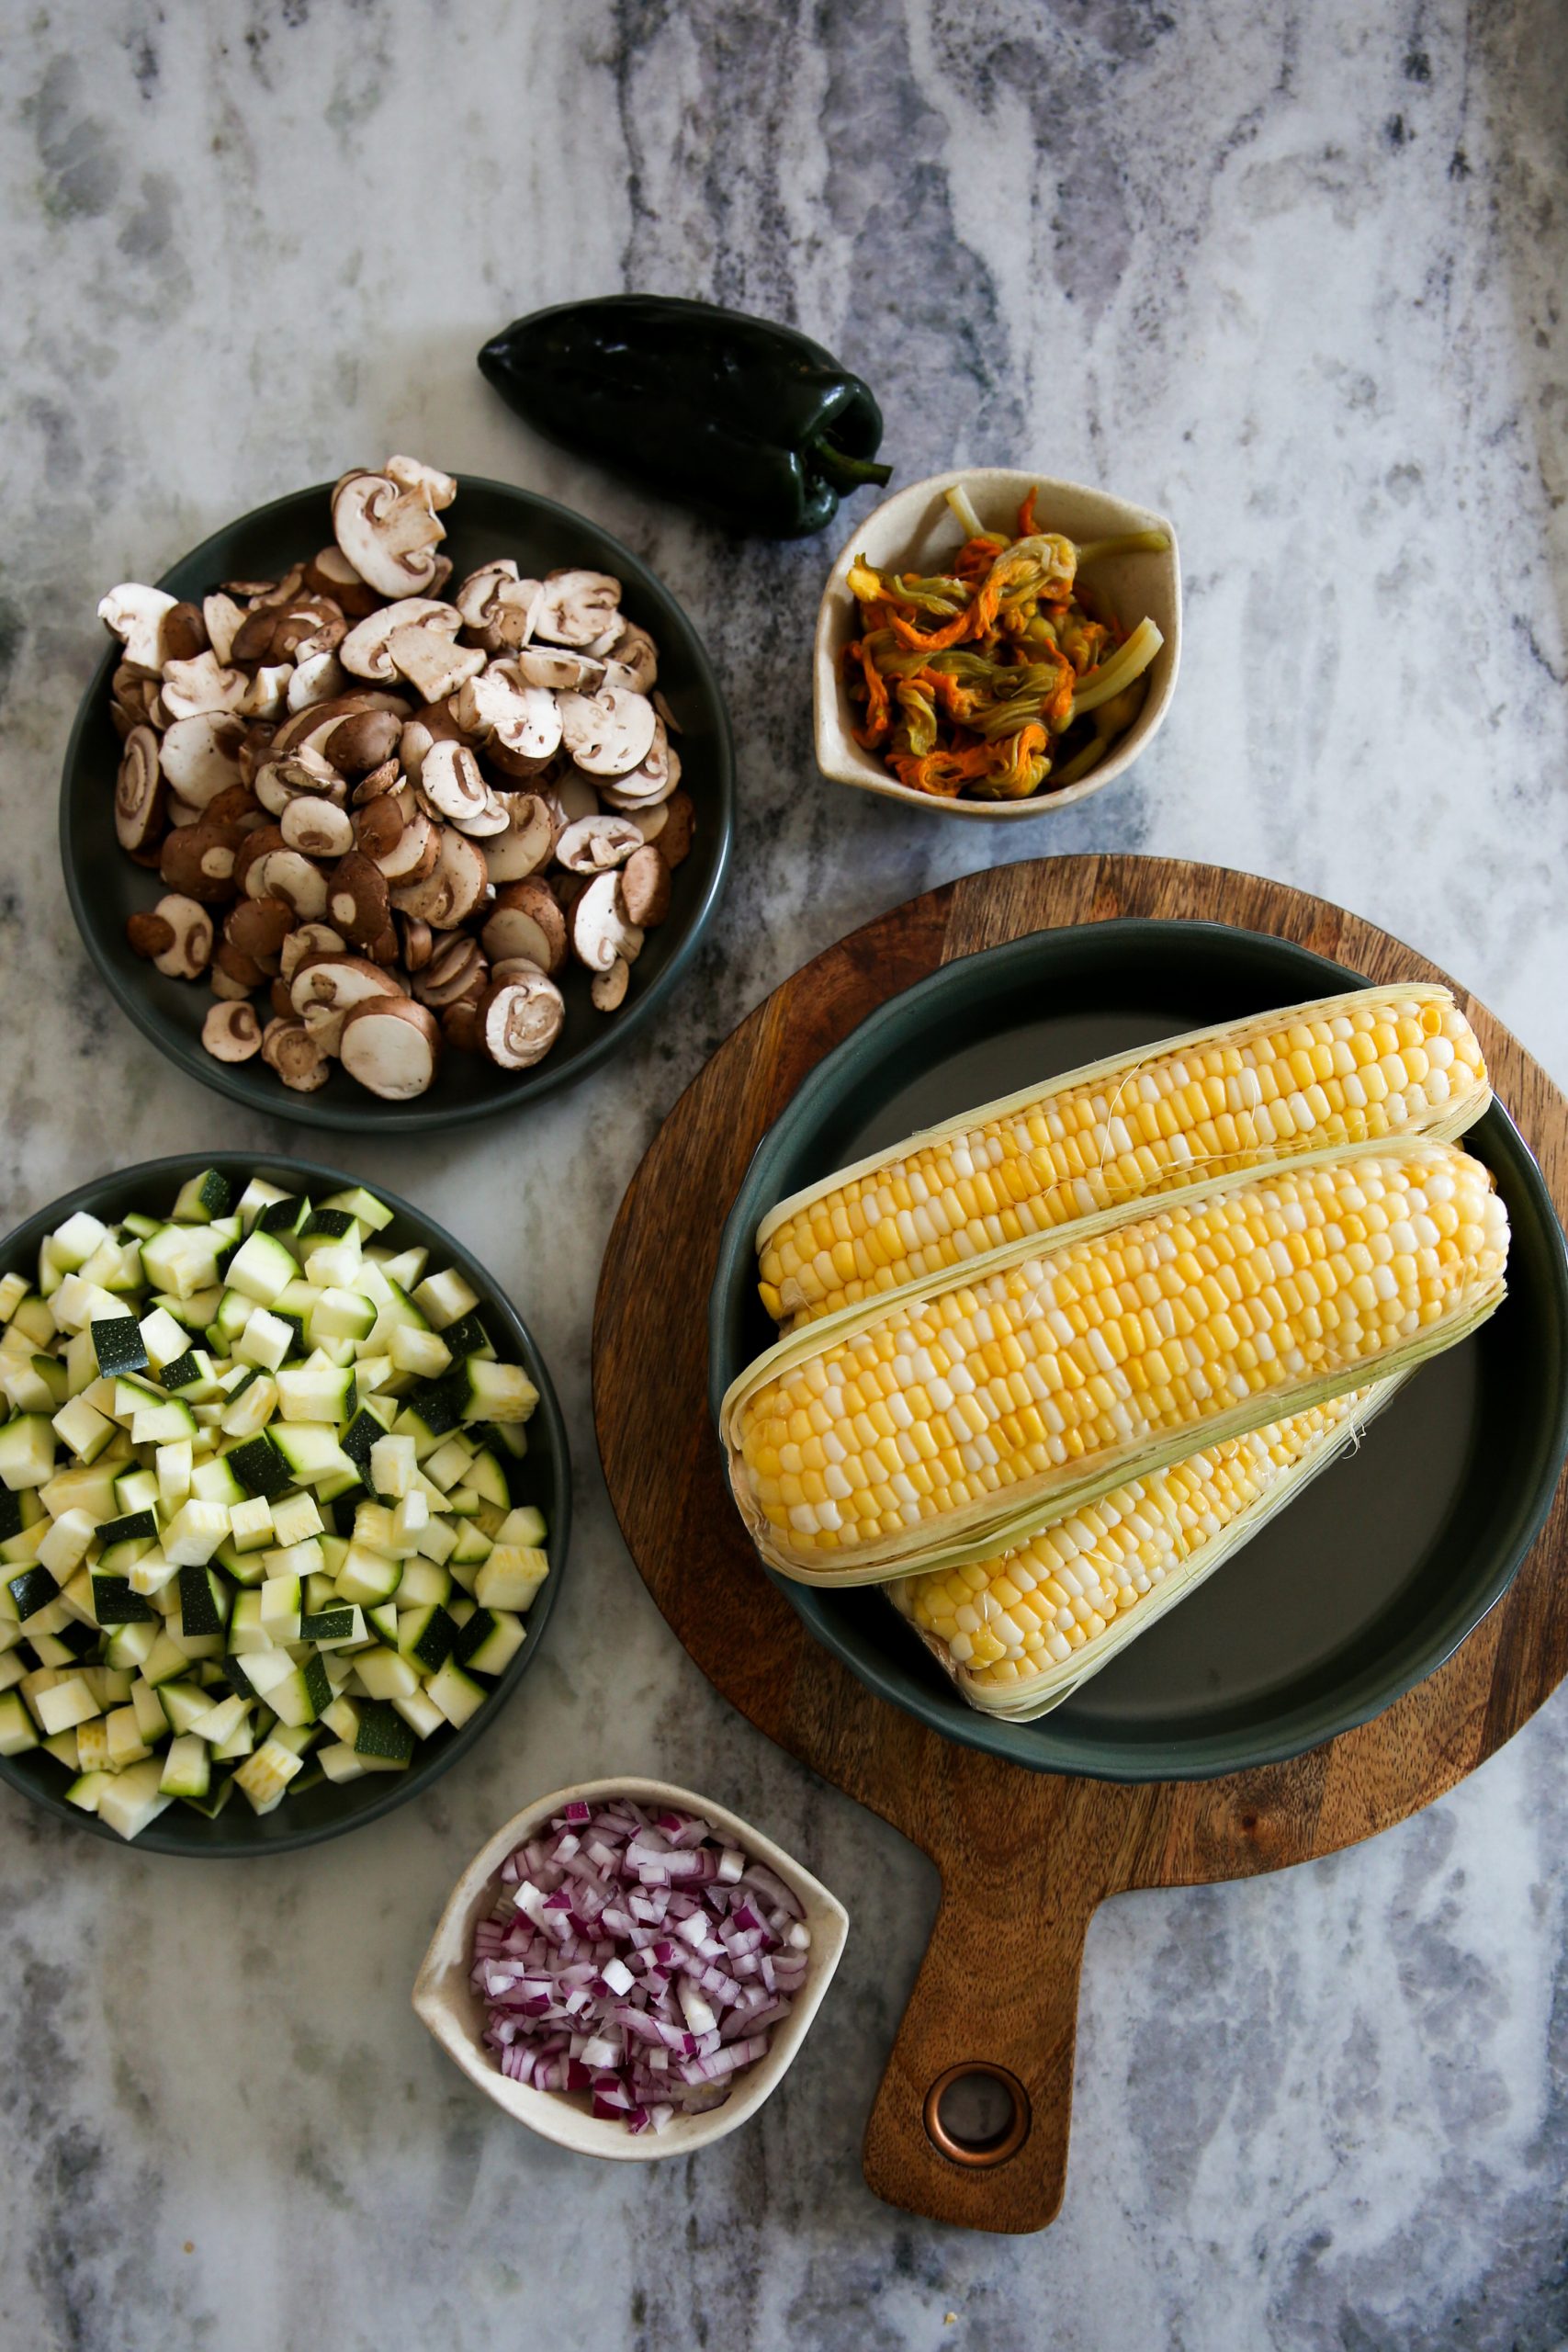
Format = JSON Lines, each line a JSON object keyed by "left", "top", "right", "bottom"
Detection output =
{"left": 813, "top": 465, "right": 1181, "bottom": 820}
{"left": 412, "top": 1776, "right": 850, "bottom": 2162}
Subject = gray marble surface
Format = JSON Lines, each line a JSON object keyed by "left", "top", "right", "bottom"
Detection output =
{"left": 2, "top": 3, "right": 1566, "bottom": 2346}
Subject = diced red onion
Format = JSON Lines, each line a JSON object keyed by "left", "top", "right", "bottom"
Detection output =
{"left": 473, "top": 1801, "right": 812, "bottom": 2134}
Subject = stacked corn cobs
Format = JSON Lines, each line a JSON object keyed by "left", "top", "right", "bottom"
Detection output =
{"left": 721, "top": 988, "right": 1507, "bottom": 1721}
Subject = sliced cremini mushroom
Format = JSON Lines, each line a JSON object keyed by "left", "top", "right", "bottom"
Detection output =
{"left": 389, "top": 825, "right": 490, "bottom": 929}
{"left": 239, "top": 832, "right": 330, "bottom": 922}
{"left": 162, "top": 602, "right": 209, "bottom": 662}
{"left": 159, "top": 819, "right": 244, "bottom": 903}
{"left": 289, "top": 950, "right": 404, "bottom": 1031}
{"left": 570, "top": 870, "right": 645, "bottom": 974}
{"left": 619, "top": 842, "right": 671, "bottom": 929}
{"left": 332, "top": 471, "right": 449, "bottom": 603}
{"left": 204, "top": 783, "right": 266, "bottom": 834}
{"left": 481, "top": 878, "right": 569, "bottom": 977}
{"left": 598, "top": 720, "right": 681, "bottom": 809}
{"left": 416, "top": 739, "right": 506, "bottom": 835}
{"left": 126, "top": 910, "right": 175, "bottom": 963}
{"left": 158, "top": 711, "right": 247, "bottom": 811}
{"left": 226, "top": 897, "right": 295, "bottom": 969}
{"left": 281, "top": 796, "right": 355, "bottom": 858}
{"left": 116, "top": 726, "right": 166, "bottom": 857}
{"left": 278, "top": 922, "right": 346, "bottom": 983}
{"left": 442, "top": 1001, "right": 484, "bottom": 1054}
{"left": 533, "top": 570, "right": 621, "bottom": 649}
{"left": 399, "top": 915, "right": 434, "bottom": 973}
{"left": 598, "top": 622, "right": 659, "bottom": 696}
{"left": 510, "top": 645, "right": 604, "bottom": 694}
{"left": 202, "top": 1001, "right": 263, "bottom": 1062}
{"left": 547, "top": 769, "right": 601, "bottom": 827}
{"left": 338, "top": 995, "right": 441, "bottom": 1100}
{"left": 254, "top": 745, "right": 345, "bottom": 817}
{"left": 98, "top": 584, "right": 178, "bottom": 673}
{"left": 261, "top": 1016, "right": 331, "bottom": 1092}
{"left": 554, "top": 813, "right": 644, "bottom": 875}
{"left": 338, "top": 597, "right": 457, "bottom": 684}
{"left": 387, "top": 619, "right": 484, "bottom": 705}
{"left": 161, "top": 651, "right": 248, "bottom": 721}
{"left": 147, "top": 894, "right": 213, "bottom": 979}
{"left": 209, "top": 940, "right": 268, "bottom": 1001}
{"left": 273, "top": 693, "right": 408, "bottom": 768}
{"left": 326, "top": 852, "right": 393, "bottom": 949}
{"left": 374, "top": 804, "right": 441, "bottom": 884}
{"left": 286, "top": 651, "right": 348, "bottom": 711}
{"left": 641, "top": 788, "right": 695, "bottom": 865}
{"left": 591, "top": 957, "right": 630, "bottom": 1013}
{"left": 304, "top": 545, "right": 379, "bottom": 618}
{"left": 557, "top": 686, "right": 656, "bottom": 779}
{"left": 411, "top": 934, "right": 488, "bottom": 1012}
{"left": 241, "top": 565, "right": 307, "bottom": 613}
{"left": 482, "top": 790, "right": 558, "bottom": 885}
{"left": 476, "top": 971, "right": 565, "bottom": 1071}
{"left": 232, "top": 594, "right": 345, "bottom": 667}
{"left": 386, "top": 454, "right": 457, "bottom": 512}
{"left": 352, "top": 787, "right": 408, "bottom": 863}
{"left": 238, "top": 664, "right": 294, "bottom": 722}
{"left": 454, "top": 560, "right": 543, "bottom": 654}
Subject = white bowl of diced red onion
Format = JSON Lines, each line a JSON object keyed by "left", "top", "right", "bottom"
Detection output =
{"left": 412, "top": 1778, "right": 850, "bottom": 2158}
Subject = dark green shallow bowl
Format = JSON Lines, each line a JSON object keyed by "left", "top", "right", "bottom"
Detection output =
{"left": 0, "top": 1152, "right": 570, "bottom": 1854}
{"left": 61, "top": 477, "right": 733, "bottom": 1133}
{"left": 709, "top": 921, "right": 1568, "bottom": 1781}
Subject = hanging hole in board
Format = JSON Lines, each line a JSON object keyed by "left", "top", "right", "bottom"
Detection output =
{"left": 923, "top": 2062, "right": 1031, "bottom": 2166}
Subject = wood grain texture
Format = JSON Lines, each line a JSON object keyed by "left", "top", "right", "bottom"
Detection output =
{"left": 591, "top": 854, "right": 1568, "bottom": 2235}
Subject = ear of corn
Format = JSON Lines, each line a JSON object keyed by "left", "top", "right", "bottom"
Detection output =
{"left": 888, "top": 1378, "right": 1399, "bottom": 1718}
{"left": 757, "top": 986, "right": 1490, "bottom": 1330}
{"left": 723, "top": 1139, "right": 1508, "bottom": 1585}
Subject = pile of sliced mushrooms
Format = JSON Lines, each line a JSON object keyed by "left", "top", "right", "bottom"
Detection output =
{"left": 98, "top": 456, "right": 693, "bottom": 1102}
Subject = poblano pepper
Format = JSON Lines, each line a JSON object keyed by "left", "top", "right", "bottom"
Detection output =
{"left": 478, "top": 295, "right": 892, "bottom": 538}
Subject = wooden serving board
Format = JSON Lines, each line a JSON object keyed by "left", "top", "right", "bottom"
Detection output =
{"left": 591, "top": 854, "right": 1568, "bottom": 2234}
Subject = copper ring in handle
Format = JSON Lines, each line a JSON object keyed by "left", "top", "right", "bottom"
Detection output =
{"left": 921, "top": 2061, "right": 1032, "bottom": 2167}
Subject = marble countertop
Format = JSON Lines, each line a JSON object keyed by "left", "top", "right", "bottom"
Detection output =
{"left": 4, "top": 4, "right": 1567, "bottom": 2346}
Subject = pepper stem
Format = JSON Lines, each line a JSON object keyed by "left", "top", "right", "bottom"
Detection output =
{"left": 810, "top": 436, "right": 894, "bottom": 495}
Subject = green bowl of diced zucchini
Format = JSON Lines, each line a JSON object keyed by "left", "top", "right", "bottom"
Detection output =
{"left": 0, "top": 1153, "right": 570, "bottom": 1854}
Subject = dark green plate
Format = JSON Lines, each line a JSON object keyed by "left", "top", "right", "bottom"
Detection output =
{"left": 708, "top": 922, "right": 1568, "bottom": 1781}
{"left": 61, "top": 478, "right": 733, "bottom": 1132}
{"left": 0, "top": 1152, "right": 570, "bottom": 1854}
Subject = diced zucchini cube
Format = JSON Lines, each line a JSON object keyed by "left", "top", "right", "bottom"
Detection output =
{"left": 0, "top": 1417, "right": 57, "bottom": 1491}
{"left": 131, "top": 1679, "right": 169, "bottom": 1743}
{"left": 159, "top": 1734, "right": 210, "bottom": 1799}
{"left": 351, "top": 1646, "right": 419, "bottom": 1702}
{"left": 164, "top": 1501, "right": 231, "bottom": 1567}
{"left": 425, "top": 1658, "right": 486, "bottom": 1728}
{"left": 396, "top": 1603, "right": 457, "bottom": 1674}
{"left": 390, "top": 1684, "right": 446, "bottom": 1739}
{"left": 474, "top": 1546, "right": 548, "bottom": 1615}
{"left": 37, "top": 1507, "right": 97, "bottom": 1580}
{"left": 269, "top": 1490, "right": 322, "bottom": 1547}
{"left": 220, "top": 1374, "right": 278, "bottom": 1441}
{"left": 90, "top": 1316, "right": 148, "bottom": 1377}
{"left": 317, "top": 1742, "right": 367, "bottom": 1783}
{"left": 353, "top": 1700, "right": 415, "bottom": 1762}
{"left": 105, "top": 1704, "right": 152, "bottom": 1769}
{"left": 225, "top": 1230, "right": 299, "bottom": 1308}
{"left": 97, "top": 1758, "right": 172, "bottom": 1840}
{"left": 52, "top": 1395, "right": 115, "bottom": 1464}
{"left": 223, "top": 1432, "right": 292, "bottom": 1500}
{"left": 235, "top": 1307, "right": 294, "bottom": 1373}
{"left": 35, "top": 1675, "right": 101, "bottom": 1736}
{"left": 229, "top": 1495, "right": 274, "bottom": 1553}
{"left": 455, "top": 1608, "right": 525, "bottom": 1679}
{"left": 232, "top": 1736, "right": 303, "bottom": 1814}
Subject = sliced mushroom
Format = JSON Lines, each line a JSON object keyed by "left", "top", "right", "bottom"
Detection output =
{"left": 598, "top": 622, "right": 659, "bottom": 696}
{"left": 533, "top": 570, "right": 621, "bottom": 649}
{"left": 411, "top": 934, "right": 488, "bottom": 1011}
{"left": 332, "top": 471, "right": 449, "bottom": 603}
{"left": 289, "top": 953, "right": 404, "bottom": 1035}
{"left": 397, "top": 705, "right": 467, "bottom": 784}
{"left": 386, "top": 454, "right": 457, "bottom": 513}
{"left": 204, "top": 783, "right": 267, "bottom": 834}
{"left": 547, "top": 769, "right": 601, "bottom": 826}
{"left": 389, "top": 826, "right": 490, "bottom": 929}
{"left": 281, "top": 797, "right": 355, "bottom": 859}
{"left": 226, "top": 897, "right": 295, "bottom": 969}
{"left": 241, "top": 836, "right": 329, "bottom": 922}
{"left": 272, "top": 692, "right": 408, "bottom": 765}
{"left": 326, "top": 852, "right": 393, "bottom": 949}
{"left": 286, "top": 651, "right": 348, "bottom": 712}
{"left": 442, "top": 1001, "right": 484, "bottom": 1054}
{"left": 232, "top": 594, "right": 345, "bottom": 667}
{"left": 454, "top": 560, "right": 543, "bottom": 654}
{"left": 269, "top": 978, "right": 295, "bottom": 1020}
{"left": 476, "top": 972, "right": 565, "bottom": 1071}
{"left": 261, "top": 1016, "right": 331, "bottom": 1092}
{"left": 591, "top": 957, "right": 630, "bottom": 1013}
{"left": 159, "top": 820, "right": 244, "bottom": 903}
{"left": 352, "top": 788, "right": 408, "bottom": 863}
{"left": 125, "top": 910, "right": 175, "bottom": 964}
{"left": 387, "top": 620, "right": 484, "bottom": 706}
{"left": 642, "top": 788, "right": 694, "bottom": 865}
{"left": 480, "top": 877, "right": 568, "bottom": 976}
{"left": 116, "top": 727, "right": 166, "bottom": 856}
{"left": 161, "top": 602, "right": 209, "bottom": 662}
{"left": 570, "top": 870, "right": 645, "bottom": 974}
{"left": 278, "top": 922, "right": 346, "bottom": 983}
{"left": 554, "top": 813, "right": 644, "bottom": 875}
{"left": 202, "top": 1001, "right": 263, "bottom": 1062}
{"left": 619, "top": 842, "right": 671, "bottom": 929}
{"left": 399, "top": 915, "right": 434, "bottom": 973}
{"left": 147, "top": 895, "right": 213, "bottom": 979}
{"left": 254, "top": 745, "right": 344, "bottom": 818}
{"left": 98, "top": 584, "right": 178, "bottom": 673}
{"left": 238, "top": 664, "right": 294, "bottom": 722}
{"left": 374, "top": 806, "right": 440, "bottom": 884}
{"left": 338, "top": 996, "right": 441, "bottom": 1100}
{"left": 338, "top": 597, "right": 458, "bottom": 684}
{"left": 598, "top": 719, "right": 680, "bottom": 808}
{"left": 239, "top": 566, "right": 307, "bottom": 613}
{"left": 161, "top": 651, "right": 248, "bottom": 721}
{"left": 209, "top": 941, "right": 268, "bottom": 1000}
{"left": 304, "top": 545, "right": 379, "bottom": 618}
{"left": 557, "top": 687, "right": 657, "bottom": 779}
{"left": 158, "top": 711, "right": 247, "bottom": 810}
{"left": 416, "top": 740, "right": 500, "bottom": 831}
{"left": 452, "top": 661, "right": 563, "bottom": 774}
{"left": 510, "top": 645, "right": 604, "bottom": 693}
{"left": 482, "top": 791, "right": 558, "bottom": 885}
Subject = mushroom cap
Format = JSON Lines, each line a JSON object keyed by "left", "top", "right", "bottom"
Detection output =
{"left": 476, "top": 972, "right": 565, "bottom": 1071}
{"left": 338, "top": 996, "right": 442, "bottom": 1101}
{"left": 339, "top": 597, "right": 458, "bottom": 683}
{"left": 159, "top": 819, "right": 244, "bottom": 903}
{"left": 280, "top": 797, "right": 355, "bottom": 859}
{"left": 533, "top": 570, "right": 622, "bottom": 649}
{"left": 202, "top": 1001, "right": 264, "bottom": 1062}
{"left": 279, "top": 922, "right": 347, "bottom": 982}
{"left": 261, "top": 1016, "right": 332, "bottom": 1092}
{"left": 332, "top": 471, "right": 448, "bottom": 602}
{"left": 570, "top": 870, "right": 645, "bottom": 974}
{"left": 619, "top": 842, "right": 672, "bottom": 929}
{"left": 326, "top": 852, "right": 393, "bottom": 948}
{"left": 254, "top": 745, "right": 344, "bottom": 816}
{"left": 557, "top": 686, "right": 657, "bottom": 778}
{"left": 590, "top": 956, "right": 631, "bottom": 1014}
{"left": 480, "top": 877, "right": 568, "bottom": 976}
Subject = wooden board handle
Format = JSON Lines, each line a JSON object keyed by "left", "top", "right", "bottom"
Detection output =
{"left": 862, "top": 1867, "right": 1101, "bottom": 2233}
